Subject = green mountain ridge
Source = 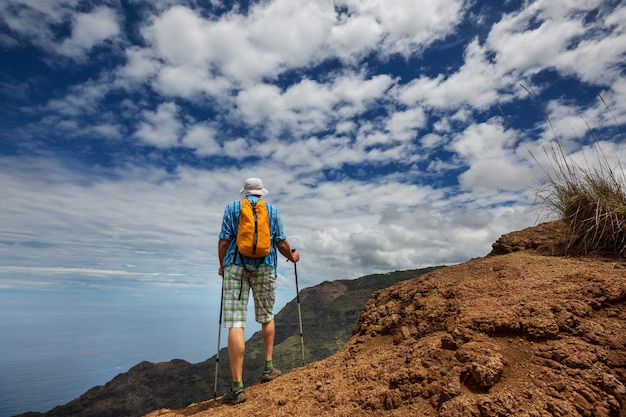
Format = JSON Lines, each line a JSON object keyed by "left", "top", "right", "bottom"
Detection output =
{"left": 16, "top": 266, "right": 442, "bottom": 417}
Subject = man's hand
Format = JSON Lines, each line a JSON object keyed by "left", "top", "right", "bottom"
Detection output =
{"left": 277, "top": 239, "right": 299, "bottom": 262}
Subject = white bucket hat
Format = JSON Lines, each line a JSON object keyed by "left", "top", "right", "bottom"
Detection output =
{"left": 240, "top": 177, "right": 269, "bottom": 196}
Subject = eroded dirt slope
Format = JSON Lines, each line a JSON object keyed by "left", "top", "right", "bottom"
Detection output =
{"left": 147, "top": 223, "right": 626, "bottom": 417}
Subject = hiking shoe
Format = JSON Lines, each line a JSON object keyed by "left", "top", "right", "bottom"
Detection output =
{"left": 222, "top": 387, "right": 245, "bottom": 405}
{"left": 261, "top": 366, "right": 281, "bottom": 382}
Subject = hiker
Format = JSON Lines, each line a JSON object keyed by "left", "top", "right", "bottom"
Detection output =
{"left": 217, "top": 177, "right": 300, "bottom": 405}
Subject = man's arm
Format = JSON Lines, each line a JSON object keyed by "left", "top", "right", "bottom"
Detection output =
{"left": 218, "top": 238, "right": 230, "bottom": 276}
{"left": 276, "top": 239, "right": 300, "bottom": 263}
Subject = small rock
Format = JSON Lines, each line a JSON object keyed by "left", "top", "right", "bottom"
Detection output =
{"left": 461, "top": 354, "right": 505, "bottom": 389}
{"left": 441, "top": 334, "right": 458, "bottom": 350}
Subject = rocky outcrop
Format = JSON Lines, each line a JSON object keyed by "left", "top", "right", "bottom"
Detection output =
{"left": 351, "top": 252, "right": 626, "bottom": 417}
{"left": 489, "top": 220, "right": 568, "bottom": 256}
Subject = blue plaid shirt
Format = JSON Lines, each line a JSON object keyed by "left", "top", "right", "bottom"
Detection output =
{"left": 219, "top": 196, "right": 286, "bottom": 268}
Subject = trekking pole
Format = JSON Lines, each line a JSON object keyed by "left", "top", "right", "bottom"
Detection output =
{"left": 213, "top": 280, "right": 224, "bottom": 399}
{"left": 292, "top": 249, "right": 305, "bottom": 366}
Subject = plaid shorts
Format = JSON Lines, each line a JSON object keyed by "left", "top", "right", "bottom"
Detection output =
{"left": 222, "top": 264, "right": 276, "bottom": 328}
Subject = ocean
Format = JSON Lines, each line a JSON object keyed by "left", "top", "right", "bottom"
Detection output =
{"left": 0, "top": 289, "right": 220, "bottom": 417}
{"left": 0, "top": 286, "right": 293, "bottom": 417}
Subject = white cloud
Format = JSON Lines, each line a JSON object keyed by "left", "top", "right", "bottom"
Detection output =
{"left": 451, "top": 119, "right": 516, "bottom": 160}
{"left": 246, "top": 0, "right": 335, "bottom": 68}
{"left": 0, "top": 156, "right": 224, "bottom": 289}
{"left": 420, "top": 132, "right": 446, "bottom": 149}
{"left": 386, "top": 108, "right": 427, "bottom": 141}
{"left": 458, "top": 157, "right": 538, "bottom": 192}
{"left": 336, "top": 0, "right": 466, "bottom": 57}
{"left": 450, "top": 118, "right": 540, "bottom": 191}
{"left": 56, "top": 7, "right": 120, "bottom": 57}
{"left": 486, "top": 0, "right": 625, "bottom": 85}
{"left": 1, "top": 0, "right": 625, "bottom": 294}
{"left": 181, "top": 124, "right": 221, "bottom": 156}
{"left": 236, "top": 73, "right": 394, "bottom": 137}
{"left": 117, "top": 46, "right": 160, "bottom": 82}
{"left": 291, "top": 185, "right": 537, "bottom": 281}
{"left": 397, "top": 39, "right": 514, "bottom": 111}
{"left": 396, "top": 0, "right": 626, "bottom": 115}
{"left": 0, "top": 2, "right": 121, "bottom": 61}
{"left": 134, "top": 102, "right": 183, "bottom": 147}
{"left": 139, "top": 3, "right": 320, "bottom": 92}
{"left": 45, "top": 77, "right": 112, "bottom": 116}
{"left": 487, "top": 12, "right": 585, "bottom": 75}
{"left": 222, "top": 137, "right": 252, "bottom": 158}
{"left": 155, "top": 65, "right": 232, "bottom": 98}
{"left": 141, "top": 6, "right": 212, "bottom": 66}
{"left": 329, "top": 13, "right": 382, "bottom": 58}
{"left": 555, "top": 31, "right": 626, "bottom": 86}
{"left": 127, "top": 0, "right": 465, "bottom": 100}
{"left": 0, "top": 144, "right": 539, "bottom": 292}
{"left": 236, "top": 83, "right": 283, "bottom": 126}
{"left": 0, "top": 0, "right": 80, "bottom": 47}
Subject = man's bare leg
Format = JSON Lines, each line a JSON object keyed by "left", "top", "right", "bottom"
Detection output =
{"left": 228, "top": 327, "right": 245, "bottom": 382}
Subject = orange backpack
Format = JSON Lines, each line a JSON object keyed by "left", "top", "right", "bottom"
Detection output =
{"left": 236, "top": 199, "right": 271, "bottom": 258}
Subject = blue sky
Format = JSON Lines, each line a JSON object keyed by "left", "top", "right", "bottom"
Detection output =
{"left": 1, "top": 0, "right": 625, "bottom": 299}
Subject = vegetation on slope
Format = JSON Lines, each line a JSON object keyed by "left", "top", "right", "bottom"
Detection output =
{"left": 507, "top": 88, "right": 626, "bottom": 256}
{"left": 538, "top": 139, "right": 626, "bottom": 255}
{"left": 16, "top": 266, "right": 441, "bottom": 417}
{"left": 216, "top": 266, "right": 443, "bottom": 393}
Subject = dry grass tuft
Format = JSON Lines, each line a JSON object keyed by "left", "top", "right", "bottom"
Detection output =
{"left": 538, "top": 141, "right": 626, "bottom": 255}
{"left": 501, "top": 86, "right": 626, "bottom": 256}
